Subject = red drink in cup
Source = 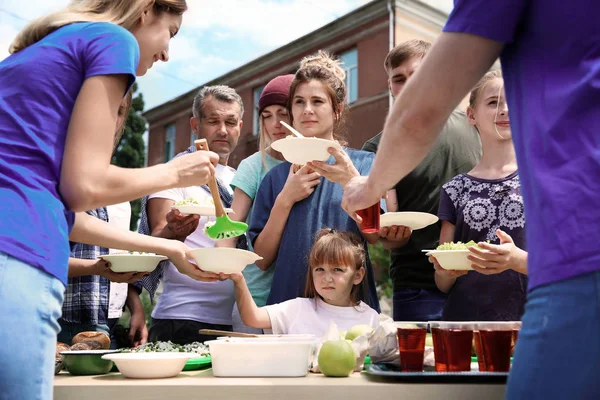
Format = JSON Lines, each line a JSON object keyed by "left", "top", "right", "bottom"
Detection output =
{"left": 474, "top": 322, "right": 521, "bottom": 372}
{"left": 430, "top": 322, "right": 474, "bottom": 372}
{"left": 396, "top": 322, "right": 428, "bottom": 372}
{"left": 357, "top": 202, "right": 380, "bottom": 233}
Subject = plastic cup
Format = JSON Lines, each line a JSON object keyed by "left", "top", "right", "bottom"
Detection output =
{"left": 430, "top": 321, "right": 474, "bottom": 372}
{"left": 357, "top": 203, "right": 380, "bottom": 233}
{"left": 474, "top": 321, "right": 521, "bottom": 372}
{"left": 396, "top": 322, "right": 428, "bottom": 372}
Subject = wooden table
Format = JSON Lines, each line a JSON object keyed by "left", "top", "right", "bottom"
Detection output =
{"left": 54, "top": 369, "right": 506, "bottom": 400}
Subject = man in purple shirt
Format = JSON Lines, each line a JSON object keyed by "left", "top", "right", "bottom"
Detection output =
{"left": 342, "top": 1, "right": 600, "bottom": 398}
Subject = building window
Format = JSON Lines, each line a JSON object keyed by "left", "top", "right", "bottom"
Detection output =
{"left": 339, "top": 48, "right": 358, "bottom": 104}
{"left": 165, "top": 124, "right": 176, "bottom": 161}
{"left": 190, "top": 131, "right": 198, "bottom": 146}
{"left": 253, "top": 84, "right": 266, "bottom": 136}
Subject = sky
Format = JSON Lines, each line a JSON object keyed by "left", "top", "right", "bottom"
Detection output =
{"left": 0, "top": 0, "right": 453, "bottom": 111}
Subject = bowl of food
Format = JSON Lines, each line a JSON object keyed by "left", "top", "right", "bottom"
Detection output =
{"left": 186, "top": 248, "right": 262, "bottom": 274}
{"left": 100, "top": 252, "right": 168, "bottom": 273}
{"left": 270, "top": 137, "right": 342, "bottom": 165}
{"left": 172, "top": 197, "right": 233, "bottom": 216}
{"left": 61, "top": 350, "right": 121, "bottom": 375}
{"left": 102, "top": 352, "right": 198, "bottom": 379}
{"left": 423, "top": 241, "right": 485, "bottom": 271}
{"left": 113, "top": 341, "right": 212, "bottom": 373}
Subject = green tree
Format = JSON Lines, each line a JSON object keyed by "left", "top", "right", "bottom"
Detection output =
{"left": 112, "top": 83, "right": 147, "bottom": 230}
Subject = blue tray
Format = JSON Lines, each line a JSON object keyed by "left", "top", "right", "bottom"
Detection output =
{"left": 363, "top": 363, "right": 508, "bottom": 384}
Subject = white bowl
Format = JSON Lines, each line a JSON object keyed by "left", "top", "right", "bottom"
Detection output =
{"left": 101, "top": 352, "right": 197, "bottom": 379}
{"left": 423, "top": 250, "right": 472, "bottom": 271}
{"left": 380, "top": 212, "right": 439, "bottom": 230}
{"left": 172, "top": 205, "right": 233, "bottom": 216}
{"left": 100, "top": 254, "right": 168, "bottom": 273}
{"left": 186, "top": 248, "right": 262, "bottom": 274}
{"left": 205, "top": 338, "right": 316, "bottom": 377}
{"left": 270, "top": 137, "right": 342, "bottom": 165}
{"left": 216, "top": 334, "right": 316, "bottom": 342}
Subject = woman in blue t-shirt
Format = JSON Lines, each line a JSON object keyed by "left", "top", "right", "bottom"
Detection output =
{"left": 0, "top": 1, "right": 220, "bottom": 398}
{"left": 248, "top": 51, "right": 381, "bottom": 312}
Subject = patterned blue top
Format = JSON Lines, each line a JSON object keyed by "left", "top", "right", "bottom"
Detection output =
{"left": 438, "top": 172, "right": 527, "bottom": 321}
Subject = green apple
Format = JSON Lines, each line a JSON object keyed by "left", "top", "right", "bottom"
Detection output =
{"left": 318, "top": 340, "right": 356, "bottom": 377}
{"left": 345, "top": 324, "right": 374, "bottom": 341}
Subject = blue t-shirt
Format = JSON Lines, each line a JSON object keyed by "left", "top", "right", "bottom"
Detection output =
{"left": 0, "top": 22, "right": 139, "bottom": 284}
{"left": 444, "top": 1, "right": 600, "bottom": 290}
{"left": 438, "top": 172, "right": 527, "bottom": 321}
{"left": 248, "top": 148, "right": 381, "bottom": 312}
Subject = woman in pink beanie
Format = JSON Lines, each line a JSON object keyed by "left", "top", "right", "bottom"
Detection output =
{"left": 224, "top": 74, "right": 294, "bottom": 333}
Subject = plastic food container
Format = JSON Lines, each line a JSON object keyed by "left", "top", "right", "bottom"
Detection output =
{"left": 206, "top": 338, "right": 317, "bottom": 377}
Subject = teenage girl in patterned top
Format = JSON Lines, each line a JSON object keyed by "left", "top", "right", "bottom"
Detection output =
{"left": 432, "top": 70, "right": 528, "bottom": 321}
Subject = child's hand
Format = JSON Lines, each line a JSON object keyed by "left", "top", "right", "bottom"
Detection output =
{"left": 467, "top": 229, "right": 527, "bottom": 275}
{"left": 429, "top": 255, "right": 469, "bottom": 278}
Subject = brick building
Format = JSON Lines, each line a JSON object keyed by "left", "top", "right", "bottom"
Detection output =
{"left": 144, "top": 0, "right": 448, "bottom": 168}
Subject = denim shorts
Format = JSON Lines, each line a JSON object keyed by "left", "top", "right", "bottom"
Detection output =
{"left": 507, "top": 270, "right": 600, "bottom": 399}
{"left": 0, "top": 252, "right": 64, "bottom": 400}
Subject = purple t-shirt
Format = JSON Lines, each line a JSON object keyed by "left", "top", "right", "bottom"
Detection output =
{"left": 0, "top": 22, "right": 138, "bottom": 284}
{"left": 444, "top": 1, "right": 600, "bottom": 290}
{"left": 438, "top": 172, "right": 528, "bottom": 321}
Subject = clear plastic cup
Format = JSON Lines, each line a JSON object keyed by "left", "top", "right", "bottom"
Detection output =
{"left": 396, "top": 322, "right": 428, "bottom": 372}
{"left": 473, "top": 321, "right": 521, "bottom": 372}
{"left": 429, "top": 321, "right": 474, "bottom": 372}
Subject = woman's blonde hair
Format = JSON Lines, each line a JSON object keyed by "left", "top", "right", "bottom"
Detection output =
{"left": 10, "top": 0, "right": 187, "bottom": 54}
{"left": 289, "top": 50, "right": 349, "bottom": 145}
{"left": 468, "top": 69, "right": 503, "bottom": 108}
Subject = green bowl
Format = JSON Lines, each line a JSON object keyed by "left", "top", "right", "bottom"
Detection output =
{"left": 60, "top": 350, "right": 121, "bottom": 375}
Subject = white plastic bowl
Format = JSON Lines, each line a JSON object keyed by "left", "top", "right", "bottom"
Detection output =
{"left": 424, "top": 250, "right": 472, "bottom": 270}
{"left": 270, "top": 137, "right": 342, "bottom": 165}
{"left": 101, "top": 352, "right": 197, "bottom": 379}
{"left": 205, "top": 338, "right": 316, "bottom": 377}
{"left": 100, "top": 254, "right": 168, "bottom": 273}
{"left": 186, "top": 248, "right": 262, "bottom": 274}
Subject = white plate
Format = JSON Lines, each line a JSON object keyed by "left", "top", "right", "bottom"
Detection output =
{"left": 187, "top": 248, "right": 262, "bottom": 274}
{"left": 422, "top": 249, "right": 472, "bottom": 270}
{"left": 270, "top": 137, "right": 342, "bottom": 165}
{"left": 380, "top": 212, "right": 438, "bottom": 230}
{"left": 102, "top": 352, "right": 197, "bottom": 379}
{"left": 100, "top": 254, "right": 168, "bottom": 273}
{"left": 172, "top": 205, "right": 233, "bottom": 216}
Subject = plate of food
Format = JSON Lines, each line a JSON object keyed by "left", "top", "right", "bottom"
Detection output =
{"left": 422, "top": 241, "right": 487, "bottom": 271}
{"left": 380, "top": 212, "right": 439, "bottom": 230}
{"left": 171, "top": 197, "right": 233, "bottom": 216}
{"left": 270, "top": 136, "right": 342, "bottom": 165}
{"left": 100, "top": 252, "right": 168, "bottom": 273}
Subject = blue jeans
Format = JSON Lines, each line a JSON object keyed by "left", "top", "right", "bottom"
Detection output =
{"left": 0, "top": 252, "right": 64, "bottom": 400}
{"left": 392, "top": 288, "right": 447, "bottom": 321}
{"left": 507, "top": 271, "right": 600, "bottom": 399}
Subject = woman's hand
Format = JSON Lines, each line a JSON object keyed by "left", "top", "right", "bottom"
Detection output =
{"left": 307, "top": 147, "right": 359, "bottom": 188}
{"left": 168, "top": 150, "right": 220, "bottom": 188}
{"left": 430, "top": 255, "right": 469, "bottom": 279}
{"left": 160, "top": 240, "right": 221, "bottom": 282}
{"left": 278, "top": 164, "right": 321, "bottom": 208}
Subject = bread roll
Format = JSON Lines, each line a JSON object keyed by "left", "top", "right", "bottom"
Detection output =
{"left": 56, "top": 342, "right": 70, "bottom": 358}
{"left": 72, "top": 331, "right": 110, "bottom": 349}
